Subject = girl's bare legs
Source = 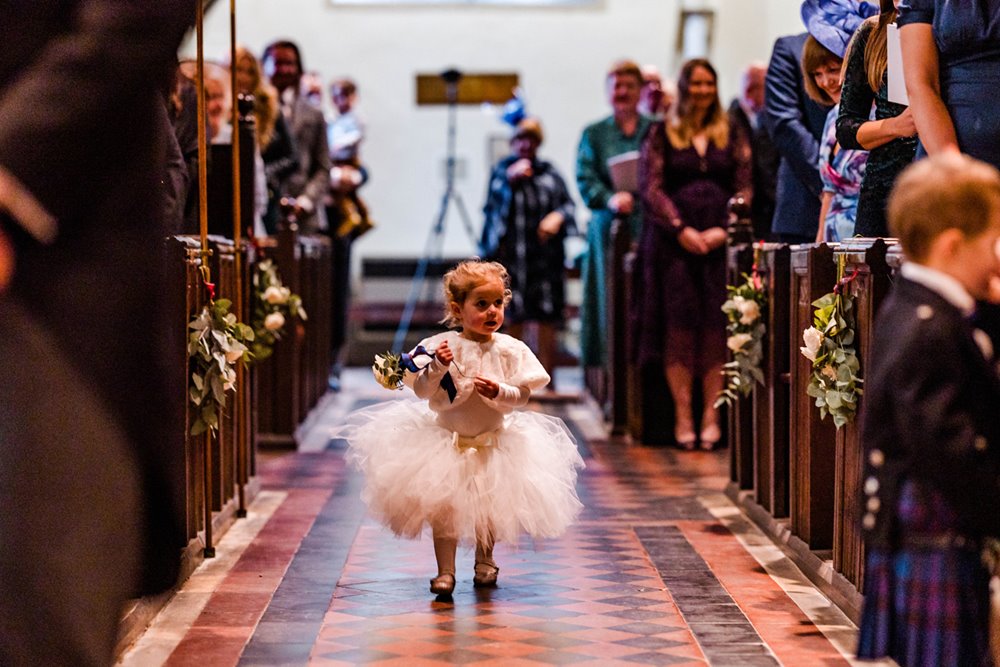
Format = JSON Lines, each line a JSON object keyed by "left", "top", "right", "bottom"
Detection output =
{"left": 699, "top": 364, "right": 723, "bottom": 449}
{"left": 431, "top": 532, "right": 457, "bottom": 595}
{"left": 666, "top": 363, "right": 696, "bottom": 450}
{"left": 474, "top": 533, "right": 499, "bottom": 587}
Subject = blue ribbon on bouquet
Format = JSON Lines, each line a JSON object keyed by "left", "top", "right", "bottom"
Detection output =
{"left": 401, "top": 345, "right": 458, "bottom": 403}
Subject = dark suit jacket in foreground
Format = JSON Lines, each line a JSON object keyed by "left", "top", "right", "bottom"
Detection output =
{"left": 0, "top": 1, "right": 195, "bottom": 664}
{"left": 762, "top": 33, "right": 831, "bottom": 240}
{"left": 859, "top": 278, "right": 1000, "bottom": 551}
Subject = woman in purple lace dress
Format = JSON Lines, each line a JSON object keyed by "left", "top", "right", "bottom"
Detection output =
{"left": 637, "top": 59, "right": 751, "bottom": 450}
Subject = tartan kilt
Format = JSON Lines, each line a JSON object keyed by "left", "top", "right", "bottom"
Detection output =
{"left": 857, "top": 546, "right": 993, "bottom": 667}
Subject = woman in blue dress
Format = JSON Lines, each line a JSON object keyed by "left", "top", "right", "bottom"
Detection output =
{"left": 899, "top": 0, "right": 1000, "bottom": 167}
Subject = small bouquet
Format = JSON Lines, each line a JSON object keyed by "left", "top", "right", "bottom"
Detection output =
{"left": 372, "top": 345, "right": 459, "bottom": 401}
{"left": 801, "top": 264, "right": 863, "bottom": 428}
{"left": 716, "top": 273, "right": 767, "bottom": 407}
{"left": 250, "top": 259, "right": 307, "bottom": 362}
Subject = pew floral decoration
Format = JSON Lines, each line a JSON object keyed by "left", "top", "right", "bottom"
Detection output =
{"left": 802, "top": 262, "right": 863, "bottom": 428}
{"left": 188, "top": 298, "right": 255, "bottom": 435}
{"left": 716, "top": 272, "right": 767, "bottom": 407}
{"left": 250, "top": 259, "right": 307, "bottom": 362}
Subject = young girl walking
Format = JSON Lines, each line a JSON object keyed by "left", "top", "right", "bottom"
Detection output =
{"left": 343, "top": 260, "right": 584, "bottom": 596}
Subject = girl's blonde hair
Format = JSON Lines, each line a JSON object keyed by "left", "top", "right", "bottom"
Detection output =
{"left": 667, "top": 59, "right": 729, "bottom": 150}
{"left": 441, "top": 259, "right": 512, "bottom": 328}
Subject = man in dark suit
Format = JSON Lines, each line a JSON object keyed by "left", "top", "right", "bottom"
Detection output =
{"left": 729, "top": 62, "right": 780, "bottom": 241}
{"left": 0, "top": 2, "right": 195, "bottom": 664}
{"left": 762, "top": 33, "right": 831, "bottom": 244}
{"left": 262, "top": 40, "right": 331, "bottom": 234}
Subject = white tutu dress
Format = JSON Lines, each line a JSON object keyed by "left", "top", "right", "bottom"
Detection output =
{"left": 342, "top": 331, "right": 585, "bottom": 546}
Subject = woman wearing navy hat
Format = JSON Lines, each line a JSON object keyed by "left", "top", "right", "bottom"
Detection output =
{"left": 800, "top": 0, "right": 877, "bottom": 242}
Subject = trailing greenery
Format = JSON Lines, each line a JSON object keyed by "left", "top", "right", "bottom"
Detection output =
{"left": 716, "top": 273, "right": 767, "bottom": 408}
{"left": 250, "top": 259, "right": 307, "bottom": 362}
{"left": 800, "top": 286, "right": 863, "bottom": 429}
{"left": 188, "top": 299, "right": 254, "bottom": 435}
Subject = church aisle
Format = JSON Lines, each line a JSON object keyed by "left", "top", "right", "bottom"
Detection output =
{"left": 121, "top": 371, "right": 880, "bottom": 667}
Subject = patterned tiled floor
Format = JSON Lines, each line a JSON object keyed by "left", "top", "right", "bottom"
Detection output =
{"left": 121, "top": 369, "right": 877, "bottom": 667}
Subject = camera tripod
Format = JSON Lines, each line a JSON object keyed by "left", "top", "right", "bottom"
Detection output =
{"left": 393, "top": 69, "right": 479, "bottom": 351}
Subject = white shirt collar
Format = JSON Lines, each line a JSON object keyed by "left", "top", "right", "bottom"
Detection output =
{"left": 900, "top": 262, "right": 976, "bottom": 316}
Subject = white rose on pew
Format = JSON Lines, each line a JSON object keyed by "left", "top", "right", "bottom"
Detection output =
{"left": 264, "top": 312, "right": 286, "bottom": 331}
{"left": 737, "top": 299, "right": 760, "bottom": 325}
{"left": 800, "top": 326, "right": 823, "bottom": 362}
{"left": 263, "top": 286, "right": 289, "bottom": 305}
{"left": 727, "top": 333, "right": 753, "bottom": 352}
{"left": 223, "top": 364, "right": 237, "bottom": 392}
{"left": 224, "top": 339, "right": 248, "bottom": 364}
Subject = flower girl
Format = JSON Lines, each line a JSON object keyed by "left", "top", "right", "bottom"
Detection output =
{"left": 344, "top": 259, "right": 584, "bottom": 596}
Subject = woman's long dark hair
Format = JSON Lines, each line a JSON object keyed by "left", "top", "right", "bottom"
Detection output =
{"left": 667, "top": 58, "right": 728, "bottom": 150}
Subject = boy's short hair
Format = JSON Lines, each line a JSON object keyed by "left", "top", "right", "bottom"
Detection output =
{"left": 888, "top": 153, "right": 1000, "bottom": 261}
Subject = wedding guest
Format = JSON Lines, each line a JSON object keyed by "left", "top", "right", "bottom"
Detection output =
{"left": 325, "top": 77, "right": 371, "bottom": 391}
{"left": 0, "top": 1, "right": 195, "bottom": 663}
{"left": 729, "top": 62, "right": 779, "bottom": 240}
{"left": 837, "top": 0, "right": 918, "bottom": 237}
{"left": 899, "top": 0, "right": 1000, "bottom": 168}
{"left": 233, "top": 45, "right": 298, "bottom": 235}
{"left": 481, "top": 118, "right": 576, "bottom": 386}
{"left": 801, "top": 0, "right": 875, "bottom": 242}
{"left": 637, "top": 58, "right": 752, "bottom": 450}
{"left": 639, "top": 64, "right": 674, "bottom": 119}
{"left": 763, "top": 29, "right": 832, "bottom": 243}
{"left": 576, "top": 60, "right": 653, "bottom": 374}
{"left": 262, "top": 40, "right": 330, "bottom": 232}
{"left": 857, "top": 153, "right": 1000, "bottom": 667}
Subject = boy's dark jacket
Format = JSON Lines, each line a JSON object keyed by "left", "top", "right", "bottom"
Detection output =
{"left": 860, "top": 277, "right": 1000, "bottom": 549}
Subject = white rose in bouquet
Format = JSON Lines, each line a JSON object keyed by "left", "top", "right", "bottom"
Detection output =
{"left": 727, "top": 333, "right": 753, "bottom": 352}
{"left": 224, "top": 340, "right": 247, "bottom": 363}
{"left": 264, "top": 312, "right": 286, "bottom": 331}
{"left": 737, "top": 299, "right": 761, "bottom": 325}
{"left": 264, "top": 286, "right": 287, "bottom": 305}
{"left": 800, "top": 326, "right": 823, "bottom": 362}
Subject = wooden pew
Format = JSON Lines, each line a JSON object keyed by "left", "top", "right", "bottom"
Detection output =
{"left": 726, "top": 241, "right": 755, "bottom": 489}
{"left": 606, "top": 218, "right": 633, "bottom": 435}
{"left": 753, "top": 243, "right": 792, "bottom": 518}
{"left": 831, "top": 238, "right": 893, "bottom": 590}
{"left": 789, "top": 243, "right": 837, "bottom": 548}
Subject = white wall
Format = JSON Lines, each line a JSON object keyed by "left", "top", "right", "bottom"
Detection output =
{"left": 191, "top": 0, "right": 804, "bottom": 262}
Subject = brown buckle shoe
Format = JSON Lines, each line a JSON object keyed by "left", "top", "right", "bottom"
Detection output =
{"left": 473, "top": 563, "right": 499, "bottom": 588}
{"left": 429, "top": 573, "right": 455, "bottom": 595}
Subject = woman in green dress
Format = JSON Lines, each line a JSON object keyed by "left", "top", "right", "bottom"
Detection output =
{"left": 576, "top": 60, "right": 653, "bottom": 370}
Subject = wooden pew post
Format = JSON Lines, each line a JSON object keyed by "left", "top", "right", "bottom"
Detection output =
{"left": 607, "top": 217, "right": 632, "bottom": 436}
{"left": 753, "top": 244, "right": 792, "bottom": 517}
{"left": 789, "top": 243, "right": 837, "bottom": 548}
{"left": 832, "top": 238, "right": 892, "bottom": 590}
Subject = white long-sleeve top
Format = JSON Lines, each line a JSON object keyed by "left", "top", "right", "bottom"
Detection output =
{"left": 403, "top": 331, "right": 550, "bottom": 437}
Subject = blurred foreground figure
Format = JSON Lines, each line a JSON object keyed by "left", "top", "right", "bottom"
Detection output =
{"left": 0, "top": 2, "right": 195, "bottom": 664}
